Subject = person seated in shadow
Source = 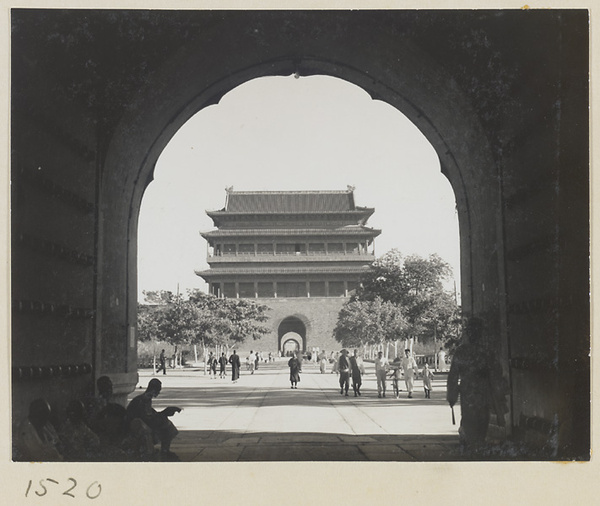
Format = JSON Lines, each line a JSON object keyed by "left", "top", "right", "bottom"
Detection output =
{"left": 95, "top": 403, "right": 154, "bottom": 461}
{"left": 86, "top": 375, "right": 113, "bottom": 434}
{"left": 16, "top": 398, "right": 63, "bottom": 461}
{"left": 59, "top": 400, "right": 101, "bottom": 461}
{"left": 126, "top": 378, "right": 181, "bottom": 461}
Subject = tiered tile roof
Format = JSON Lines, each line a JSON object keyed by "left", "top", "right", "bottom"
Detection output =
{"left": 225, "top": 190, "right": 358, "bottom": 213}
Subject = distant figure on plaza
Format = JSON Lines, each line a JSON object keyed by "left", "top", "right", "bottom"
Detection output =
{"left": 248, "top": 351, "right": 256, "bottom": 374}
{"left": 218, "top": 352, "right": 228, "bottom": 378}
{"left": 156, "top": 349, "right": 167, "bottom": 375}
{"left": 438, "top": 347, "right": 447, "bottom": 372}
{"left": 319, "top": 350, "right": 328, "bottom": 374}
{"left": 338, "top": 349, "right": 351, "bottom": 396}
{"left": 349, "top": 349, "right": 365, "bottom": 397}
{"left": 389, "top": 355, "right": 402, "bottom": 399}
{"left": 229, "top": 350, "right": 241, "bottom": 383}
{"left": 401, "top": 349, "right": 418, "bottom": 398}
{"left": 374, "top": 351, "right": 388, "bottom": 398}
{"left": 255, "top": 351, "right": 260, "bottom": 371}
{"left": 288, "top": 352, "right": 301, "bottom": 389}
{"left": 16, "top": 398, "right": 63, "bottom": 461}
{"left": 422, "top": 363, "right": 434, "bottom": 399}
{"left": 126, "top": 378, "right": 181, "bottom": 460}
{"left": 207, "top": 352, "right": 217, "bottom": 379}
{"left": 331, "top": 351, "right": 340, "bottom": 375}
{"left": 447, "top": 317, "right": 509, "bottom": 451}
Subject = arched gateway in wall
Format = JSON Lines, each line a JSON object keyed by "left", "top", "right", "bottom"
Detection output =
{"left": 278, "top": 317, "right": 307, "bottom": 353}
{"left": 11, "top": 10, "right": 589, "bottom": 459}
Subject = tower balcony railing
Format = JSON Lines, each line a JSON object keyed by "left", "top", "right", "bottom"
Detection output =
{"left": 207, "top": 251, "right": 375, "bottom": 263}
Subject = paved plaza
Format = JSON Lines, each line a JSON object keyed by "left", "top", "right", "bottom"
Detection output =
{"left": 133, "top": 358, "right": 463, "bottom": 461}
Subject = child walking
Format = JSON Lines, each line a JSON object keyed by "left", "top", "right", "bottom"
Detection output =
{"left": 422, "top": 362, "right": 434, "bottom": 398}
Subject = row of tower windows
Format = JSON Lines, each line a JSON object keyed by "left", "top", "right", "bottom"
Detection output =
{"left": 210, "top": 280, "right": 359, "bottom": 298}
{"left": 209, "top": 241, "right": 372, "bottom": 257}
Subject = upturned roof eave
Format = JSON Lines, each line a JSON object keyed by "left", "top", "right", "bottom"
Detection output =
{"left": 199, "top": 228, "right": 382, "bottom": 239}
{"left": 205, "top": 209, "right": 374, "bottom": 217}
{"left": 195, "top": 265, "right": 373, "bottom": 277}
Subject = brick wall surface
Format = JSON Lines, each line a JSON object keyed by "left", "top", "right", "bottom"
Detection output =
{"left": 236, "top": 297, "right": 347, "bottom": 356}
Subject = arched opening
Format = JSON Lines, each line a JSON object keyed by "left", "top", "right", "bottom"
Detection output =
{"left": 108, "top": 54, "right": 505, "bottom": 448}
{"left": 122, "top": 56, "right": 490, "bottom": 388}
{"left": 278, "top": 317, "right": 307, "bottom": 353}
{"left": 281, "top": 334, "right": 302, "bottom": 357}
{"left": 12, "top": 10, "right": 588, "bottom": 460}
{"left": 138, "top": 75, "right": 460, "bottom": 302}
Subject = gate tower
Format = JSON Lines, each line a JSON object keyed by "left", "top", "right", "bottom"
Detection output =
{"left": 196, "top": 188, "right": 381, "bottom": 353}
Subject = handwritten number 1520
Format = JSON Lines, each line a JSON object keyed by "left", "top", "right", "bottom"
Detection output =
{"left": 25, "top": 478, "right": 102, "bottom": 499}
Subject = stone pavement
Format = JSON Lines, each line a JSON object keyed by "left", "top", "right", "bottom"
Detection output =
{"left": 133, "top": 358, "right": 463, "bottom": 461}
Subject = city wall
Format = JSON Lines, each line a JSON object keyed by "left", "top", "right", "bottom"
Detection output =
{"left": 236, "top": 297, "right": 347, "bottom": 356}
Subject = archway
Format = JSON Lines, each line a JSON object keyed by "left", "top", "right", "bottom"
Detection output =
{"left": 281, "top": 334, "right": 302, "bottom": 357}
{"left": 11, "top": 11, "right": 588, "bottom": 458}
{"left": 277, "top": 317, "right": 307, "bottom": 353}
{"left": 107, "top": 51, "right": 498, "bottom": 395}
{"left": 105, "top": 45, "right": 502, "bottom": 434}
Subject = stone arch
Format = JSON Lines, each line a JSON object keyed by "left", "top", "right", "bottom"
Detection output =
{"left": 10, "top": 10, "right": 589, "bottom": 459}
{"left": 101, "top": 48, "right": 501, "bottom": 382}
{"left": 280, "top": 334, "right": 302, "bottom": 357}
{"left": 277, "top": 316, "right": 308, "bottom": 353}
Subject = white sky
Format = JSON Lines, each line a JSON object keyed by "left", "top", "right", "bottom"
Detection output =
{"left": 137, "top": 75, "right": 460, "bottom": 301}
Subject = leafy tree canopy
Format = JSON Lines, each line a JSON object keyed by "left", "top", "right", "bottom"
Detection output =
{"left": 351, "top": 250, "right": 460, "bottom": 345}
{"left": 138, "top": 289, "right": 270, "bottom": 349}
{"left": 333, "top": 297, "right": 406, "bottom": 348}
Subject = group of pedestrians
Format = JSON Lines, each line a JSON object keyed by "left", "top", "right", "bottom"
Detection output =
{"left": 336, "top": 348, "right": 435, "bottom": 399}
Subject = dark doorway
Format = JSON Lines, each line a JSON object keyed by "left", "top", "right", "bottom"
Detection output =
{"left": 278, "top": 316, "right": 307, "bottom": 352}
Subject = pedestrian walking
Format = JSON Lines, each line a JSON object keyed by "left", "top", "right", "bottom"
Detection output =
{"left": 438, "top": 347, "right": 447, "bottom": 372}
{"left": 389, "top": 355, "right": 402, "bottom": 399}
{"left": 229, "top": 350, "right": 241, "bottom": 383}
{"left": 401, "top": 349, "right": 418, "bottom": 398}
{"left": 248, "top": 351, "right": 256, "bottom": 374}
{"left": 207, "top": 352, "right": 217, "bottom": 379}
{"left": 349, "top": 349, "right": 365, "bottom": 396}
{"left": 422, "top": 362, "right": 434, "bottom": 398}
{"left": 374, "top": 351, "right": 388, "bottom": 398}
{"left": 156, "top": 349, "right": 167, "bottom": 375}
{"left": 218, "top": 352, "right": 228, "bottom": 378}
{"left": 319, "top": 350, "right": 328, "bottom": 374}
{"left": 338, "top": 349, "right": 351, "bottom": 396}
{"left": 288, "top": 352, "right": 301, "bottom": 389}
{"left": 331, "top": 351, "right": 339, "bottom": 375}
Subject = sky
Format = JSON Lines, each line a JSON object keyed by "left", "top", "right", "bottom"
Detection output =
{"left": 137, "top": 75, "right": 460, "bottom": 302}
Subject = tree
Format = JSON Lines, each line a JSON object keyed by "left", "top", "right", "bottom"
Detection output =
{"left": 354, "top": 249, "right": 459, "bottom": 347}
{"left": 188, "top": 291, "right": 270, "bottom": 346}
{"left": 137, "top": 302, "right": 162, "bottom": 370}
{"left": 333, "top": 297, "right": 406, "bottom": 350}
{"left": 137, "top": 290, "right": 271, "bottom": 370}
{"left": 153, "top": 292, "right": 199, "bottom": 367}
